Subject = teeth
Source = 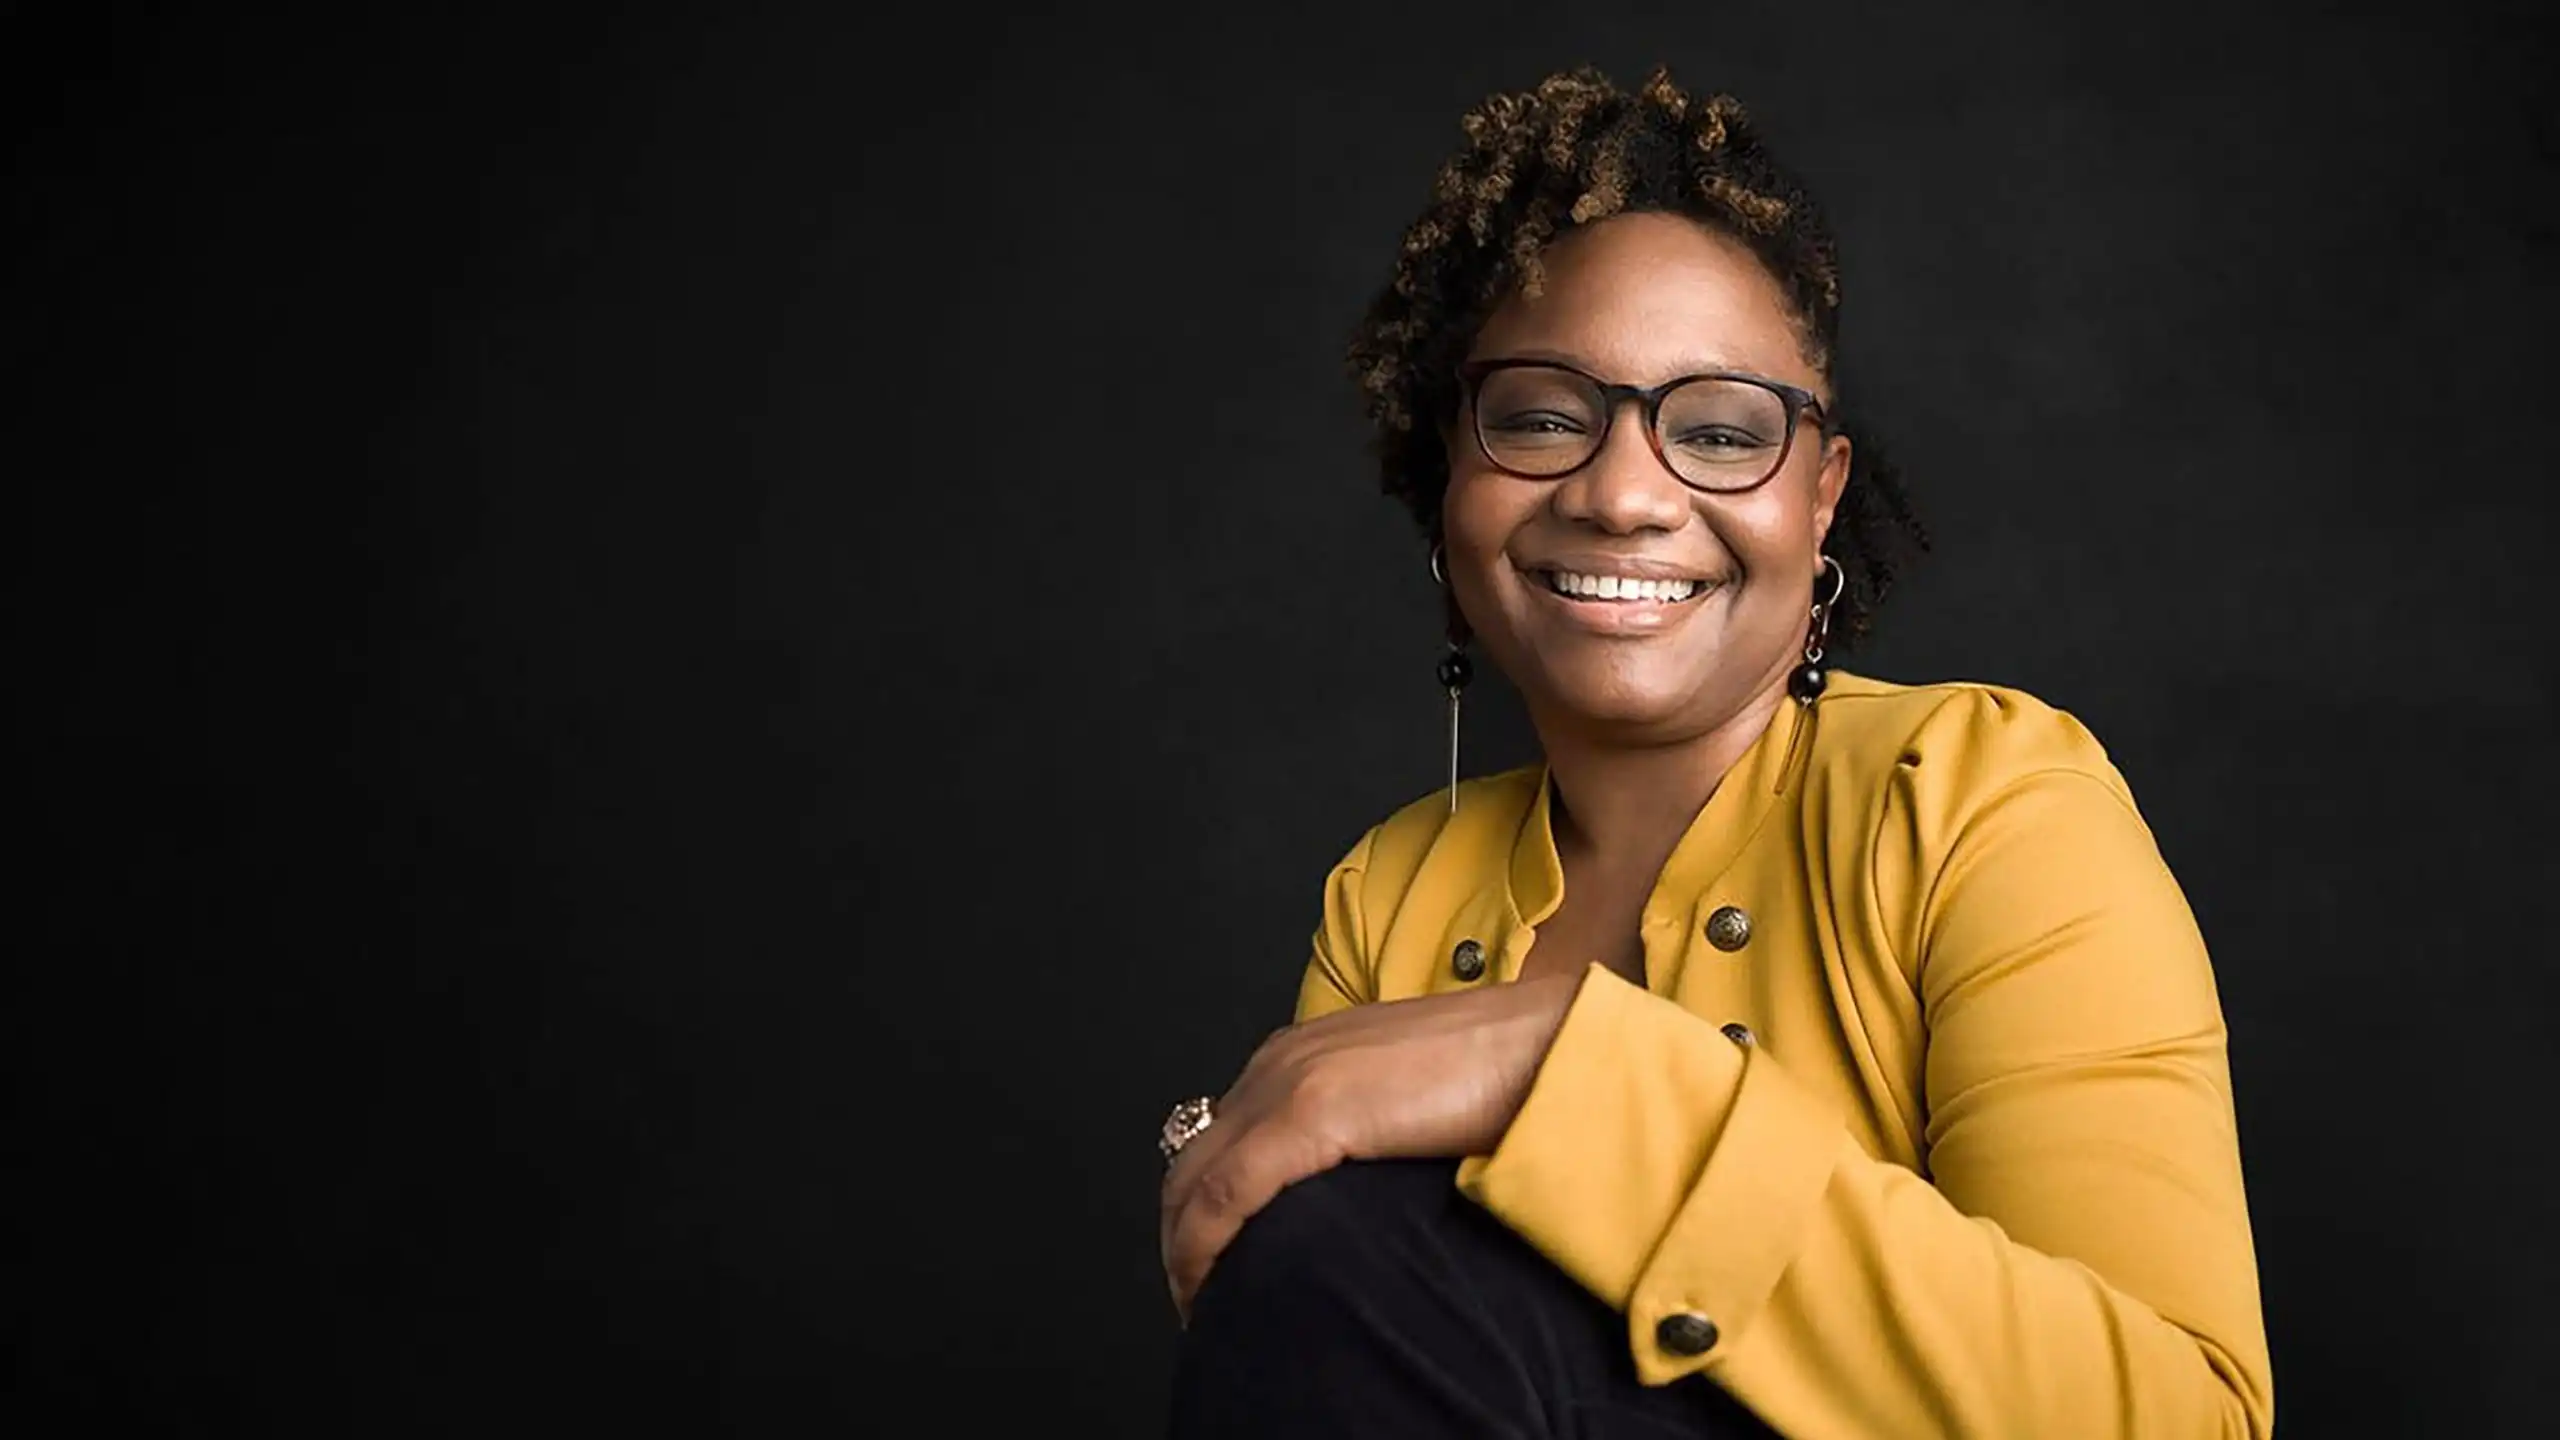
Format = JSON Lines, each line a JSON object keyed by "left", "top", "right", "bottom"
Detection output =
{"left": 1545, "top": 571, "right": 1700, "bottom": 602}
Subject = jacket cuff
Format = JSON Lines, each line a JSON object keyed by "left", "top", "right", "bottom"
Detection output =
{"left": 1456, "top": 964, "right": 1748, "bottom": 1310}
{"left": 1626, "top": 1040, "right": 1843, "bottom": 1383}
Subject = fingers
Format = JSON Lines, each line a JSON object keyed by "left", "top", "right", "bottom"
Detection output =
{"left": 1158, "top": 1093, "right": 1244, "bottom": 1319}
{"left": 1160, "top": 1116, "right": 1337, "bottom": 1320}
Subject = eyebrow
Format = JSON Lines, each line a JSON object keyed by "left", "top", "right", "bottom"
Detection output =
{"left": 1475, "top": 348, "right": 1804, "bottom": 390}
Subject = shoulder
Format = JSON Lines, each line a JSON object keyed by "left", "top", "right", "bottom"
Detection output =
{"left": 1810, "top": 671, "right": 2131, "bottom": 809}
{"left": 1365, "top": 764, "right": 1542, "bottom": 870}
{"left": 1813, "top": 674, "right": 2180, "bottom": 983}
{"left": 1322, "top": 764, "right": 1542, "bottom": 900}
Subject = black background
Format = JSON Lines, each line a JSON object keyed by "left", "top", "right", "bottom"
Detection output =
{"left": 13, "top": 2, "right": 2559, "bottom": 1434}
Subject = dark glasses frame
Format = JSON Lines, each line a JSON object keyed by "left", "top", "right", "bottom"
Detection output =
{"left": 1456, "top": 358, "right": 1832, "bottom": 494}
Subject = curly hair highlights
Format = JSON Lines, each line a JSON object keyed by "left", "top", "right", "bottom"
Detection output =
{"left": 1346, "top": 65, "right": 1926, "bottom": 645}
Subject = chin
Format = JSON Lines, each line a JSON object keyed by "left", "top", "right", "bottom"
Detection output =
{"left": 1534, "top": 669, "right": 1709, "bottom": 732}
{"left": 1584, "top": 696, "right": 1699, "bottom": 733}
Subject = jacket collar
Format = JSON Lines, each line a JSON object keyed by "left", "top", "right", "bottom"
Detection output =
{"left": 1505, "top": 687, "right": 1814, "bottom": 930}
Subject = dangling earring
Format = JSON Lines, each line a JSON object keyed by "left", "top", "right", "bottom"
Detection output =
{"left": 1789, "top": 554, "right": 1846, "bottom": 705}
{"left": 1430, "top": 543, "right": 1473, "bottom": 815}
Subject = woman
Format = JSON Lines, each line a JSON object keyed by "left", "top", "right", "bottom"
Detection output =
{"left": 1158, "top": 66, "right": 2271, "bottom": 1439}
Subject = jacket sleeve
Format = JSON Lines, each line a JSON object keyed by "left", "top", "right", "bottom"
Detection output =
{"left": 1453, "top": 705, "right": 2274, "bottom": 1438}
{"left": 1294, "top": 828, "right": 1377, "bottom": 1023}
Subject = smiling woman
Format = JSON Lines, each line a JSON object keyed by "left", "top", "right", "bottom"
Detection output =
{"left": 1155, "top": 65, "right": 2272, "bottom": 1440}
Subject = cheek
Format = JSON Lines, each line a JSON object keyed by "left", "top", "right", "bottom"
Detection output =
{"left": 1439, "top": 466, "right": 1523, "bottom": 563}
{"left": 1705, "top": 470, "right": 1825, "bottom": 577}
{"left": 1436, "top": 470, "right": 1542, "bottom": 654}
{"left": 1705, "top": 502, "right": 1801, "bottom": 577}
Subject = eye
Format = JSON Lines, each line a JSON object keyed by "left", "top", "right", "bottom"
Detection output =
{"left": 1488, "top": 409, "right": 1590, "bottom": 436}
{"left": 1669, "top": 424, "right": 1770, "bottom": 452}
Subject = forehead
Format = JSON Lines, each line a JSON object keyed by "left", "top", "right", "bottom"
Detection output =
{"left": 1467, "top": 212, "right": 1813, "bottom": 386}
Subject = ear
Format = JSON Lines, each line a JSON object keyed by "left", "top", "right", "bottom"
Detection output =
{"left": 1809, "top": 430, "right": 1853, "bottom": 552}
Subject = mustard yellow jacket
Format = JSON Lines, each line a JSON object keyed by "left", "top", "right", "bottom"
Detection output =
{"left": 1295, "top": 672, "right": 2272, "bottom": 1440}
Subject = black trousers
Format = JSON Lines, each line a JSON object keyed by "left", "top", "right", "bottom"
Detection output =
{"left": 1167, "top": 1159, "right": 1785, "bottom": 1439}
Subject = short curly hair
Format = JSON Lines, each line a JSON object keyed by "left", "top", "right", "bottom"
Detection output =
{"left": 1346, "top": 65, "right": 1925, "bottom": 645}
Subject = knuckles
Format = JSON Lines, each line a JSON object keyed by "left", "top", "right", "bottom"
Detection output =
{"left": 1243, "top": 1025, "right": 1302, "bottom": 1077}
{"left": 1187, "top": 1165, "right": 1244, "bottom": 1222}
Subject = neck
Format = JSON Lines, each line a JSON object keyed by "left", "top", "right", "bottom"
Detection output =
{"left": 1535, "top": 679, "right": 1792, "bottom": 869}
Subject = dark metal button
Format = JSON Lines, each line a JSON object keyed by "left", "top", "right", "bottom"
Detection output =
{"left": 1704, "top": 905, "right": 1752, "bottom": 952}
{"left": 1451, "top": 939, "right": 1487, "bottom": 982}
{"left": 1656, "top": 1312, "right": 1720, "bottom": 1356}
{"left": 1720, "top": 1022, "right": 1755, "bottom": 1047}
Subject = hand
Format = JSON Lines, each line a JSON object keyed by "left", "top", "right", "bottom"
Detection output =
{"left": 1158, "top": 970, "right": 1583, "bottom": 1322}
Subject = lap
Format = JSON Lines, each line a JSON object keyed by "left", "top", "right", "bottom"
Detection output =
{"left": 1169, "top": 1160, "right": 1783, "bottom": 1440}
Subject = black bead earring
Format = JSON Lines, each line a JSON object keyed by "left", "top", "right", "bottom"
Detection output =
{"left": 1789, "top": 554, "right": 1846, "bottom": 705}
{"left": 1430, "top": 543, "right": 1473, "bottom": 814}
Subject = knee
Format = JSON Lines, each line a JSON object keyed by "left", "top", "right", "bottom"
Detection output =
{"left": 1200, "top": 1160, "right": 1454, "bottom": 1309}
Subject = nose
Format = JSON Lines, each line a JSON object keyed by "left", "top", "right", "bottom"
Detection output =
{"left": 1552, "top": 398, "right": 1690, "bottom": 534}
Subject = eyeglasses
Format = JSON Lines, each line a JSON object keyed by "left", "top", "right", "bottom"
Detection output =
{"left": 1457, "top": 359, "right": 1829, "bottom": 494}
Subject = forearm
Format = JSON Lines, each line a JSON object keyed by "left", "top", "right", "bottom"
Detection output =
{"left": 1459, "top": 966, "right": 2272, "bottom": 1440}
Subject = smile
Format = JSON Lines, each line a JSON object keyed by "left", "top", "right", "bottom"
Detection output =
{"left": 1534, "top": 569, "right": 1709, "bottom": 604}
